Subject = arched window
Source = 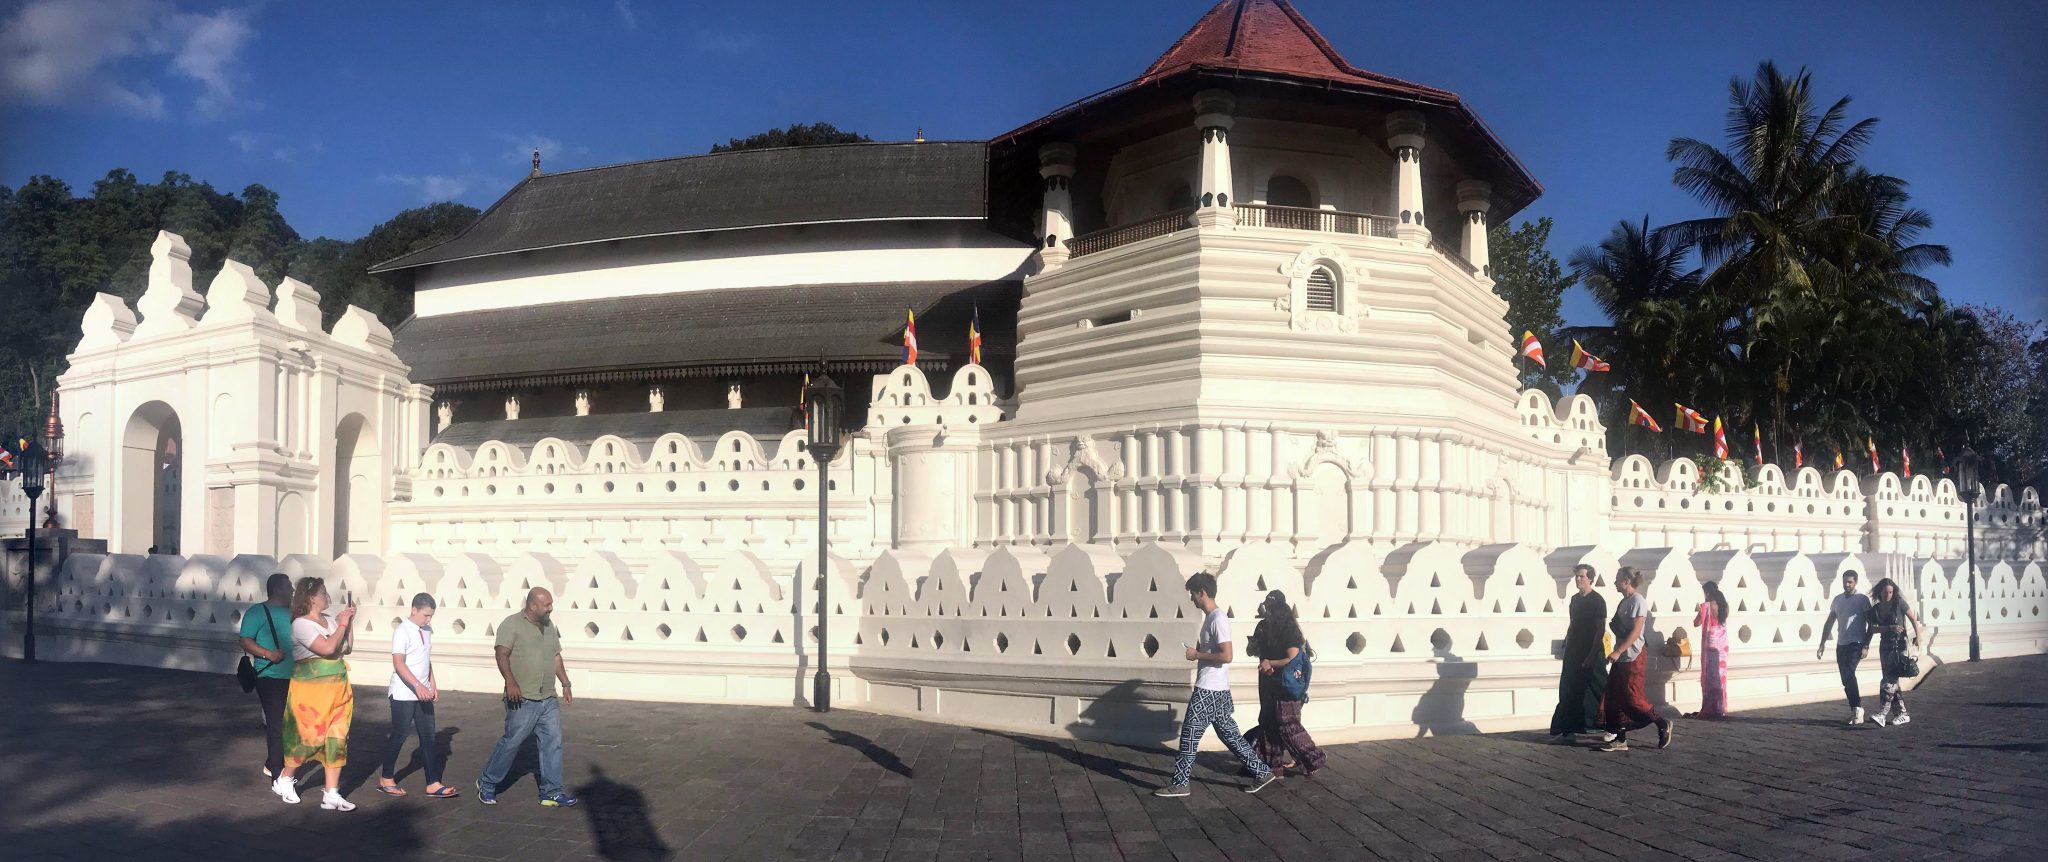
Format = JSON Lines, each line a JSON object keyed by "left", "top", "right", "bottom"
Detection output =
{"left": 1306, "top": 265, "right": 1338, "bottom": 312}
{"left": 1267, "top": 175, "right": 1313, "bottom": 208}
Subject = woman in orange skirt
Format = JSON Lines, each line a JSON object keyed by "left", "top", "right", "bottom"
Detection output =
{"left": 275, "top": 577, "right": 358, "bottom": 811}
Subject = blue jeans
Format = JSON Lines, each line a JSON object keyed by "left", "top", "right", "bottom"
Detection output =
{"left": 477, "top": 697, "right": 563, "bottom": 797}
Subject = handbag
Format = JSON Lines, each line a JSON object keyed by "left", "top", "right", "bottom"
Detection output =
{"left": 1278, "top": 645, "right": 1313, "bottom": 701}
{"left": 1892, "top": 644, "right": 1921, "bottom": 679}
{"left": 237, "top": 605, "right": 283, "bottom": 692}
{"left": 1663, "top": 629, "right": 1692, "bottom": 659}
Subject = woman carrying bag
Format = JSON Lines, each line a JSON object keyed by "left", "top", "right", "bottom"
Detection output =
{"left": 1866, "top": 578, "right": 1923, "bottom": 727}
{"left": 1246, "top": 590, "right": 1326, "bottom": 777}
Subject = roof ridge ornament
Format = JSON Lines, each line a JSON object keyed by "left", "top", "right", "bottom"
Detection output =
{"left": 530, "top": 149, "right": 542, "bottom": 178}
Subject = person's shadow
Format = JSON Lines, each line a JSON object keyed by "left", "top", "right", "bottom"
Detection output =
{"left": 575, "top": 764, "right": 675, "bottom": 862}
{"left": 1412, "top": 652, "right": 1479, "bottom": 737}
{"left": 806, "top": 721, "right": 912, "bottom": 778}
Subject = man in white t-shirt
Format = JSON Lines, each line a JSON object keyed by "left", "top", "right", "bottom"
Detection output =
{"left": 1155, "top": 573, "right": 1275, "bottom": 797}
{"left": 1816, "top": 571, "right": 1874, "bottom": 725}
{"left": 377, "top": 593, "right": 456, "bottom": 798}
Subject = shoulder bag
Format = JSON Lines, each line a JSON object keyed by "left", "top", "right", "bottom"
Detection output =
{"left": 1278, "top": 643, "right": 1313, "bottom": 701}
{"left": 236, "top": 605, "right": 282, "bottom": 692}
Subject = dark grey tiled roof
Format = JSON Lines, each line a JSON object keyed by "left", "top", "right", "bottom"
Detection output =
{"left": 393, "top": 280, "right": 1019, "bottom": 385}
{"left": 372, "top": 142, "right": 990, "bottom": 272}
{"left": 430, "top": 406, "right": 800, "bottom": 451}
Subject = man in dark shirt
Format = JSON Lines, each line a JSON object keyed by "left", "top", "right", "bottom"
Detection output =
{"left": 1549, "top": 564, "right": 1612, "bottom": 743}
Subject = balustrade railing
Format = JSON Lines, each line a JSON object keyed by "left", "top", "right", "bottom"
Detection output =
{"left": 1067, "top": 208, "right": 1195, "bottom": 257}
{"left": 1431, "top": 238, "right": 1478, "bottom": 275}
{"left": 1235, "top": 204, "right": 1397, "bottom": 238}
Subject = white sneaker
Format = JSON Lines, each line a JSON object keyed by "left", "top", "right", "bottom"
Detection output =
{"left": 273, "top": 775, "right": 300, "bottom": 804}
{"left": 1600, "top": 732, "right": 1618, "bottom": 743}
{"left": 1847, "top": 707, "right": 1865, "bottom": 726}
{"left": 1891, "top": 712, "right": 1911, "bottom": 726}
{"left": 1869, "top": 711, "right": 1889, "bottom": 727}
{"left": 320, "top": 789, "right": 355, "bottom": 811}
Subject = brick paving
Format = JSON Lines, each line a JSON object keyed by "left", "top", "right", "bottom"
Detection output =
{"left": 2, "top": 656, "right": 2044, "bottom": 862}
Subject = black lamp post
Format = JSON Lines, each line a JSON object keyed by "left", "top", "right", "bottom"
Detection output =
{"left": 1954, "top": 447, "right": 1981, "bottom": 662}
{"left": 803, "top": 372, "right": 844, "bottom": 712}
{"left": 15, "top": 439, "right": 48, "bottom": 662}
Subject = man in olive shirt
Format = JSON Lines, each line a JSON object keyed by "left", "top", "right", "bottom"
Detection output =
{"left": 475, "top": 587, "right": 578, "bottom": 807}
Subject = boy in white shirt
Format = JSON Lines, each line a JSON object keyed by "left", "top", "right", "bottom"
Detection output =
{"left": 1155, "top": 573, "right": 1276, "bottom": 797}
{"left": 377, "top": 593, "right": 457, "bottom": 798}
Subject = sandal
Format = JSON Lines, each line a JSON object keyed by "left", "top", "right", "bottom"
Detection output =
{"left": 423, "top": 785, "right": 460, "bottom": 798}
{"left": 375, "top": 783, "right": 407, "bottom": 798}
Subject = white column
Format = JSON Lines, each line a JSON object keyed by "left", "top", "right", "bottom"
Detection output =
{"left": 1387, "top": 110, "right": 1429, "bottom": 244}
{"left": 1036, "top": 143, "right": 1076, "bottom": 271}
{"left": 1457, "top": 180, "right": 1492, "bottom": 280}
{"left": 1193, "top": 89, "right": 1236, "bottom": 228}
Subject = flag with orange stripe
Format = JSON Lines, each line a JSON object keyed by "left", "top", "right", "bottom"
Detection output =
{"left": 1628, "top": 400, "right": 1662, "bottom": 432}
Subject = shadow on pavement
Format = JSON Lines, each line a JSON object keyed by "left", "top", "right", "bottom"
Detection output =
{"left": 806, "top": 721, "right": 912, "bottom": 777}
{"left": 0, "top": 803, "right": 428, "bottom": 858}
{"left": 575, "top": 764, "right": 675, "bottom": 862}
{"left": 974, "top": 728, "right": 1171, "bottom": 785}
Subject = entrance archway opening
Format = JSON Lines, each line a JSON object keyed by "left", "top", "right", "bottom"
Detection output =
{"left": 332, "top": 412, "right": 380, "bottom": 557}
{"left": 120, "top": 401, "right": 182, "bottom": 555}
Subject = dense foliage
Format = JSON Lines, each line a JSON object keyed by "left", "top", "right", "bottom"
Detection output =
{"left": 708, "top": 122, "right": 871, "bottom": 153}
{"left": 0, "top": 169, "right": 478, "bottom": 437}
{"left": 1559, "top": 62, "right": 2046, "bottom": 487}
{"left": 1487, "top": 217, "right": 1578, "bottom": 396}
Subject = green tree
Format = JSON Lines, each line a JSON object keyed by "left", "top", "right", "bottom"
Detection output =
{"left": 709, "top": 122, "right": 871, "bottom": 153}
{"left": 1487, "top": 218, "right": 1576, "bottom": 395}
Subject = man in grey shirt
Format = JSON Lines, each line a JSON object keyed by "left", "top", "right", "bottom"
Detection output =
{"left": 1816, "top": 571, "right": 1873, "bottom": 725}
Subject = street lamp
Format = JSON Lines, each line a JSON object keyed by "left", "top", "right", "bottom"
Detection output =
{"left": 803, "top": 372, "right": 844, "bottom": 712}
{"left": 15, "top": 439, "right": 48, "bottom": 662}
{"left": 1954, "top": 447, "right": 1982, "bottom": 662}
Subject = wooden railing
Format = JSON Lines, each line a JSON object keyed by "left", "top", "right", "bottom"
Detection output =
{"left": 1235, "top": 204, "right": 1397, "bottom": 238}
{"left": 1067, "top": 208, "right": 1195, "bottom": 257}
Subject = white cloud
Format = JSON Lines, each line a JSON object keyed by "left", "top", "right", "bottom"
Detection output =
{"left": 497, "top": 132, "right": 589, "bottom": 169}
{"left": 694, "top": 30, "right": 760, "bottom": 55}
{"left": 613, "top": 0, "right": 637, "bottom": 30}
{"left": 229, "top": 130, "right": 319, "bottom": 163}
{"left": 379, "top": 173, "right": 478, "bottom": 202}
{"left": 0, "top": 0, "right": 256, "bottom": 118}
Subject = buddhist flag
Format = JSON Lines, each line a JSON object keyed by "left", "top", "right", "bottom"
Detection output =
{"left": 968, "top": 305, "right": 983, "bottom": 366}
{"left": 1902, "top": 446, "right": 1913, "bottom": 479}
{"left": 1833, "top": 446, "right": 1845, "bottom": 471}
{"left": 1568, "top": 340, "right": 1610, "bottom": 373}
{"left": 798, "top": 373, "right": 810, "bottom": 408}
{"left": 0, "top": 442, "right": 12, "bottom": 467}
{"left": 1867, "top": 436, "right": 1880, "bottom": 473}
{"left": 902, "top": 308, "right": 919, "bottom": 365}
{"left": 1794, "top": 438, "right": 1805, "bottom": 469}
{"left": 1519, "top": 331, "right": 1546, "bottom": 368}
{"left": 1753, "top": 423, "right": 1764, "bottom": 466}
{"left": 1713, "top": 416, "right": 1728, "bottom": 459}
{"left": 1628, "top": 400, "right": 1662, "bottom": 432}
{"left": 1674, "top": 404, "right": 1708, "bottom": 433}
{"left": 1939, "top": 446, "right": 1949, "bottom": 475}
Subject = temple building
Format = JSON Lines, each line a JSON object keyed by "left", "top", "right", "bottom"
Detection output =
{"left": 10, "top": 0, "right": 2043, "bottom": 743}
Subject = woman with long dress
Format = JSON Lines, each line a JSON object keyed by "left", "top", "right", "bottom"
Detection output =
{"left": 1689, "top": 581, "right": 1731, "bottom": 719}
{"left": 275, "top": 577, "right": 358, "bottom": 811}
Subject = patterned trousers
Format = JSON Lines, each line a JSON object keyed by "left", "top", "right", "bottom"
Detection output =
{"left": 1171, "top": 688, "right": 1270, "bottom": 787}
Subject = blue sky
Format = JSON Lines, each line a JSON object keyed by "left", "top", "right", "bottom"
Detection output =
{"left": 3, "top": 0, "right": 2044, "bottom": 325}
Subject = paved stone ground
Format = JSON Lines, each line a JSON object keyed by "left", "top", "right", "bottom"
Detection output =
{"left": 2, "top": 656, "right": 2044, "bottom": 862}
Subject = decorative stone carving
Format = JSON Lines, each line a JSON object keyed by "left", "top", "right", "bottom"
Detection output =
{"left": 134, "top": 230, "right": 204, "bottom": 337}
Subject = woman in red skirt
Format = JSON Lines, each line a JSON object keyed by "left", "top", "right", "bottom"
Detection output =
{"left": 1599, "top": 567, "right": 1673, "bottom": 752}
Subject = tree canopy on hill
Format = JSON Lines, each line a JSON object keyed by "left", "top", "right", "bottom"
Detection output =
{"left": 0, "top": 170, "right": 477, "bottom": 435}
{"left": 709, "top": 122, "right": 871, "bottom": 153}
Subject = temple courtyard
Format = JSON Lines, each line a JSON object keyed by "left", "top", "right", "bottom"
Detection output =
{"left": 1, "top": 656, "right": 2042, "bottom": 862}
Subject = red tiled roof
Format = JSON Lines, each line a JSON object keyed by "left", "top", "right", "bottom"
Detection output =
{"left": 1138, "top": 0, "right": 1455, "bottom": 101}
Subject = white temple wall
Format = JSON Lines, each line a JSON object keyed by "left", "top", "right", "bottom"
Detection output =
{"left": 10, "top": 542, "right": 2042, "bottom": 746}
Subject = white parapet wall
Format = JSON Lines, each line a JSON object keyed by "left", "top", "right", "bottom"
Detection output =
{"left": 9, "top": 540, "right": 2042, "bottom": 746}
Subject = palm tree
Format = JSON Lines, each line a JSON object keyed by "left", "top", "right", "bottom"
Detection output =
{"left": 1569, "top": 217, "right": 1709, "bottom": 456}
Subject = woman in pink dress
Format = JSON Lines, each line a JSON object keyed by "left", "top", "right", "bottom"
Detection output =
{"left": 1689, "top": 581, "right": 1731, "bottom": 718}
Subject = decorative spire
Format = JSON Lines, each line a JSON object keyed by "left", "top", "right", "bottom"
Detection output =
{"left": 530, "top": 149, "right": 542, "bottom": 178}
{"left": 914, "top": 127, "right": 924, "bottom": 142}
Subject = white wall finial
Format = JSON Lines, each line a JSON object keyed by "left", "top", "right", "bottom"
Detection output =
{"left": 77, "top": 292, "right": 140, "bottom": 350}
{"left": 134, "top": 230, "right": 204, "bottom": 337}
{"left": 274, "top": 277, "right": 323, "bottom": 331}
{"left": 199, "top": 259, "right": 275, "bottom": 326}
{"left": 331, "top": 305, "right": 396, "bottom": 356}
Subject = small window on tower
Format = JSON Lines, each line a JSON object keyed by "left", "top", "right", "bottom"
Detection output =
{"left": 1306, "top": 265, "right": 1338, "bottom": 312}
